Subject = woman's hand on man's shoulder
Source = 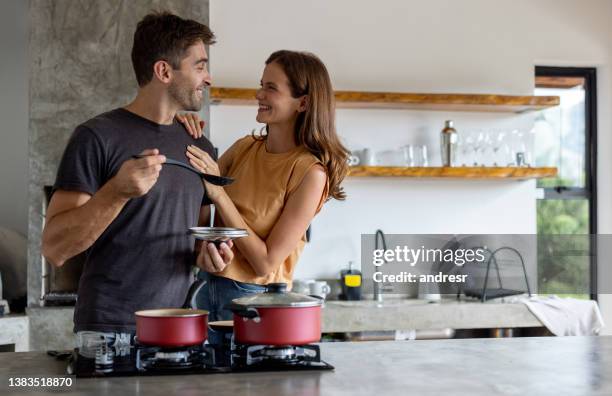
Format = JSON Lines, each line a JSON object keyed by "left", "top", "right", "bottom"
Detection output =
{"left": 176, "top": 113, "right": 204, "bottom": 139}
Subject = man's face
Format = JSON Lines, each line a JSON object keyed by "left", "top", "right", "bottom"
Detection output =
{"left": 168, "top": 41, "right": 211, "bottom": 111}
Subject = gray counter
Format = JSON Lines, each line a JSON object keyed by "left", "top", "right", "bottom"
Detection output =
{"left": 1, "top": 336, "right": 611, "bottom": 395}
{"left": 0, "top": 315, "right": 29, "bottom": 351}
{"left": 322, "top": 299, "right": 542, "bottom": 332}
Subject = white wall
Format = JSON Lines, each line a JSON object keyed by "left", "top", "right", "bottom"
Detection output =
{"left": 209, "top": 0, "right": 612, "bottom": 327}
{"left": 0, "top": 0, "right": 28, "bottom": 236}
{"left": 212, "top": 107, "right": 538, "bottom": 280}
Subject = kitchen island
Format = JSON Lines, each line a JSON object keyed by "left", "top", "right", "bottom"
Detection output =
{"left": 1, "top": 336, "right": 610, "bottom": 395}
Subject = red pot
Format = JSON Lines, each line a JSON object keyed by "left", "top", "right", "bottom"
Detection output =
{"left": 134, "top": 279, "right": 209, "bottom": 347}
{"left": 228, "top": 283, "right": 323, "bottom": 345}
{"left": 135, "top": 308, "right": 208, "bottom": 347}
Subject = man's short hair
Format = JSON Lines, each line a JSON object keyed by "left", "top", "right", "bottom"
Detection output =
{"left": 131, "top": 11, "right": 216, "bottom": 86}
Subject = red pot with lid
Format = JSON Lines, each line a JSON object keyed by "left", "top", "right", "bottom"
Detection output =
{"left": 227, "top": 283, "right": 323, "bottom": 345}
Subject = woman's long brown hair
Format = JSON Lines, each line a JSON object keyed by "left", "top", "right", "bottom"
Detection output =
{"left": 256, "top": 50, "right": 349, "bottom": 201}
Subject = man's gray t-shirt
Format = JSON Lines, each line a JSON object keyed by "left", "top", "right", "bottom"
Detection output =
{"left": 53, "top": 108, "right": 215, "bottom": 333}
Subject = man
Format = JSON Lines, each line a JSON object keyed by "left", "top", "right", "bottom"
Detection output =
{"left": 41, "top": 11, "right": 232, "bottom": 348}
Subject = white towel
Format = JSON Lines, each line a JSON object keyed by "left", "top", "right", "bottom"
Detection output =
{"left": 522, "top": 295, "right": 605, "bottom": 336}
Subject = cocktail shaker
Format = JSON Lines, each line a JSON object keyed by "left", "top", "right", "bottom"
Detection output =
{"left": 440, "top": 120, "right": 458, "bottom": 166}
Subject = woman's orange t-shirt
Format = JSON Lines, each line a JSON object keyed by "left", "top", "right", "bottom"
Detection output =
{"left": 214, "top": 135, "right": 328, "bottom": 287}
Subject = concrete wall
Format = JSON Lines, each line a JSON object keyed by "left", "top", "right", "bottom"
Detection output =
{"left": 0, "top": 0, "right": 28, "bottom": 236}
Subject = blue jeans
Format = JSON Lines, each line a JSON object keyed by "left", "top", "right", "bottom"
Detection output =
{"left": 196, "top": 271, "right": 266, "bottom": 345}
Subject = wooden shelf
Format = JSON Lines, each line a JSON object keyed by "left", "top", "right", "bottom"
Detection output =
{"left": 210, "top": 87, "right": 559, "bottom": 113}
{"left": 348, "top": 166, "right": 558, "bottom": 180}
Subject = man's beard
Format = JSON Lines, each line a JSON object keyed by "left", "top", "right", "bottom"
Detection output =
{"left": 169, "top": 81, "right": 202, "bottom": 112}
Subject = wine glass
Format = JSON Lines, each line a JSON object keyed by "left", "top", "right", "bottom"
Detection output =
{"left": 457, "top": 133, "right": 469, "bottom": 166}
{"left": 491, "top": 130, "right": 506, "bottom": 166}
{"left": 472, "top": 130, "right": 485, "bottom": 166}
{"left": 482, "top": 131, "right": 495, "bottom": 166}
{"left": 508, "top": 129, "right": 520, "bottom": 166}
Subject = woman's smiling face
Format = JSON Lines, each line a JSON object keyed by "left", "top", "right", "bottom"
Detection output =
{"left": 255, "top": 61, "right": 304, "bottom": 126}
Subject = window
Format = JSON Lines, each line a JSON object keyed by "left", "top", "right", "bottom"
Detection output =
{"left": 534, "top": 67, "right": 597, "bottom": 299}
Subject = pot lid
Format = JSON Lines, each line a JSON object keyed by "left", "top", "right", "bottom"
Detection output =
{"left": 231, "top": 283, "right": 323, "bottom": 308}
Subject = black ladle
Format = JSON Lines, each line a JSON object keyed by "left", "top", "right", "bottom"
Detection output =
{"left": 132, "top": 155, "right": 234, "bottom": 186}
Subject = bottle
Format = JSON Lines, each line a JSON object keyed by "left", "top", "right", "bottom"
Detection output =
{"left": 440, "top": 120, "right": 458, "bottom": 167}
{"left": 339, "top": 261, "right": 362, "bottom": 301}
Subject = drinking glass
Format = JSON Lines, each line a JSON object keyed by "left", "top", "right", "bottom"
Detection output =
{"left": 414, "top": 144, "right": 429, "bottom": 166}
{"left": 402, "top": 145, "right": 415, "bottom": 167}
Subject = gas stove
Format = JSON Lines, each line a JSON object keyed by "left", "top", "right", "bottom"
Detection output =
{"left": 68, "top": 340, "right": 333, "bottom": 377}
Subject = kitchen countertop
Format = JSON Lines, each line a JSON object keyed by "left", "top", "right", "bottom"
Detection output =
{"left": 0, "top": 314, "right": 29, "bottom": 351}
{"left": 1, "top": 336, "right": 610, "bottom": 395}
{"left": 322, "top": 298, "right": 543, "bottom": 332}
{"left": 27, "top": 301, "right": 545, "bottom": 352}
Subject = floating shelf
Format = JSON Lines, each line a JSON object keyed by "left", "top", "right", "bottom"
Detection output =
{"left": 210, "top": 87, "right": 559, "bottom": 113}
{"left": 348, "top": 166, "right": 558, "bottom": 180}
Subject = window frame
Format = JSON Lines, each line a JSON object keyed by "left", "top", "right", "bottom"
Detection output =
{"left": 535, "top": 66, "right": 597, "bottom": 300}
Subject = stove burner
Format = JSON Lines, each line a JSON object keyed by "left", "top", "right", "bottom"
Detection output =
{"left": 135, "top": 343, "right": 215, "bottom": 371}
{"left": 231, "top": 343, "right": 330, "bottom": 369}
{"left": 259, "top": 346, "right": 298, "bottom": 360}
{"left": 154, "top": 351, "right": 191, "bottom": 363}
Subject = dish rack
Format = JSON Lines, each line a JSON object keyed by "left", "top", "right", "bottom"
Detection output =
{"left": 458, "top": 246, "right": 532, "bottom": 302}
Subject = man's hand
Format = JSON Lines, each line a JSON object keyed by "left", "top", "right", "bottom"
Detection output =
{"left": 196, "top": 240, "right": 234, "bottom": 273}
{"left": 109, "top": 149, "right": 166, "bottom": 199}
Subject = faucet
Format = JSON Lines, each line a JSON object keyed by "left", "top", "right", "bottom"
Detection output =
{"left": 374, "top": 229, "right": 387, "bottom": 302}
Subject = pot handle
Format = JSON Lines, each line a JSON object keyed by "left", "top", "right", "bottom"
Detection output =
{"left": 266, "top": 283, "right": 287, "bottom": 293}
{"left": 226, "top": 303, "right": 260, "bottom": 319}
{"left": 182, "top": 278, "right": 207, "bottom": 309}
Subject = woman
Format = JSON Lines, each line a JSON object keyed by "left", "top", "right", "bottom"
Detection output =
{"left": 177, "top": 50, "right": 349, "bottom": 321}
